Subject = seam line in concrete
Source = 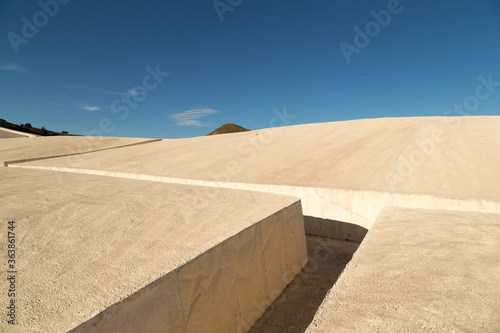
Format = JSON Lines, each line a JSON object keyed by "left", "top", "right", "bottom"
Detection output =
{"left": 3, "top": 138, "right": 162, "bottom": 167}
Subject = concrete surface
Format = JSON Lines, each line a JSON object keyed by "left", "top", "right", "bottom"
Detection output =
{"left": 12, "top": 164, "right": 500, "bottom": 241}
{"left": 1, "top": 116, "right": 499, "bottom": 332}
{"left": 12, "top": 116, "right": 500, "bottom": 240}
{"left": 0, "top": 135, "right": 159, "bottom": 166}
{"left": 306, "top": 207, "right": 500, "bottom": 332}
{"left": 15, "top": 116, "right": 500, "bottom": 200}
{"left": 0, "top": 168, "right": 306, "bottom": 332}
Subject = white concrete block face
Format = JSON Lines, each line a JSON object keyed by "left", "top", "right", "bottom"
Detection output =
{"left": 232, "top": 202, "right": 308, "bottom": 332}
{"left": 282, "top": 202, "right": 308, "bottom": 282}
{"left": 260, "top": 212, "right": 288, "bottom": 296}
{"left": 177, "top": 243, "right": 241, "bottom": 333}
{"left": 71, "top": 274, "right": 187, "bottom": 333}
{"left": 228, "top": 224, "right": 269, "bottom": 323}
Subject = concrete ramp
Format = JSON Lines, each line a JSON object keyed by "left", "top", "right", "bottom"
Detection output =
{"left": 306, "top": 207, "right": 500, "bottom": 332}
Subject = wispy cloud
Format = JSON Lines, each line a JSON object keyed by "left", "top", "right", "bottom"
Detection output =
{"left": 50, "top": 101, "right": 73, "bottom": 108}
{"left": 100, "top": 90, "right": 125, "bottom": 96}
{"left": 98, "top": 88, "right": 143, "bottom": 97}
{"left": 51, "top": 101, "right": 101, "bottom": 112}
{"left": 170, "top": 108, "right": 219, "bottom": 127}
{"left": 0, "top": 63, "right": 27, "bottom": 73}
{"left": 127, "top": 89, "right": 142, "bottom": 96}
{"left": 82, "top": 105, "right": 100, "bottom": 111}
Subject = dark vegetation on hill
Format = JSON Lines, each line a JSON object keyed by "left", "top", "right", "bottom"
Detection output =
{"left": 207, "top": 123, "right": 250, "bottom": 136}
{"left": 0, "top": 118, "right": 72, "bottom": 136}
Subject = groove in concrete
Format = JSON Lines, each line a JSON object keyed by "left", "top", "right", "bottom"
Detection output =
{"left": 3, "top": 138, "right": 162, "bottom": 167}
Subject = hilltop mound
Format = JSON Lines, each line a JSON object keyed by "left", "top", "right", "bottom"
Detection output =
{"left": 207, "top": 123, "right": 250, "bottom": 136}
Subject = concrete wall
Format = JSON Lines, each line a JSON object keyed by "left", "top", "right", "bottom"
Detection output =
{"left": 303, "top": 216, "right": 368, "bottom": 243}
{"left": 70, "top": 202, "right": 307, "bottom": 333}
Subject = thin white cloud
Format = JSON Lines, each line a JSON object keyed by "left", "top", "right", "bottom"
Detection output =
{"left": 71, "top": 87, "right": 146, "bottom": 98}
{"left": 99, "top": 89, "right": 142, "bottom": 97}
{"left": 127, "top": 89, "right": 142, "bottom": 96}
{"left": 82, "top": 105, "right": 100, "bottom": 111}
{"left": 170, "top": 108, "right": 219, "bottom": 127}
{"left": 100, "top": 90, "right": 126, "bottom": 96}
{"left": 0, "top": 63, "right": 27, "bottom": 73}
{"left": 50, "top": 101, "right": 74, "bottom": 108}
{"left": 51, "top": 101, "right": 100, "bottom": 112}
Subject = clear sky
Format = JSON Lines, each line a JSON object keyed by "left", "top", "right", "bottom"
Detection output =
{"left": 1, "top": 0, "right": 499, "bottom": 138}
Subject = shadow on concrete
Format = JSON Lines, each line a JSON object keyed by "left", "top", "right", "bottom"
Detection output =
{"left": 249, "top": 235, "right": 360, "bottom": 333}
{"left": 304, "top": 215, "right": 368, "bottom": 243}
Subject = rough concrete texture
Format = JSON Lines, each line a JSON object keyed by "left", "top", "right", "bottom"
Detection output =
{"left": 13, "top": 116, "right": 500, "bottom": 239}
{"left": 16, "top": 116, "right": 500, "bottom": 199}
{"left": 306, "top": 207, "right": 500, "bottom": 332}
{"left": 9, "top": 164, "right": 500, "bottom": 239}
{"left": 0, "top": 168, "right": 306, "bottom": 332}
{"left": 1, "top": 116, "right": 499, "bottom": 332}
{"left": 0, "top": 135, "right": 158, "bottom": 166}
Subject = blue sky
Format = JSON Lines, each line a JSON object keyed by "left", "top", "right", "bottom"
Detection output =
{"left": 0, "top": 0, "right": 499, "bottom": 138}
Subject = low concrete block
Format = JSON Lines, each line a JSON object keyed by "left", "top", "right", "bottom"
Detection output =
{"left": 0, "top": 168, "right": 307, "bottom": 332}
{"left": 306, "top": 207, "right": 500, "bottom": 332}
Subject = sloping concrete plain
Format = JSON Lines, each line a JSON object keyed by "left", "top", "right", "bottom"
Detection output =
{"left": 0, "top": 167, "right": 306, "bottom": 332}
{"left": 13, "top": 116, "right": 500, "bottom": 198}
{"left": 1, "top": 116, "right": 499, "bottom": 332}
{"left": 12, "top": 116, "right": 500, "bottom": 238}
{"left": 306, "top": 208, "right": 500, "bottom": 332}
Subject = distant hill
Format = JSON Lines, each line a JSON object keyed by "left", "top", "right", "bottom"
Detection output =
{"left": 207, "top": 123, "right": 250, "bottom": 136}
{"left": 0, "top": 118, "right": 72, "bottom": 136}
